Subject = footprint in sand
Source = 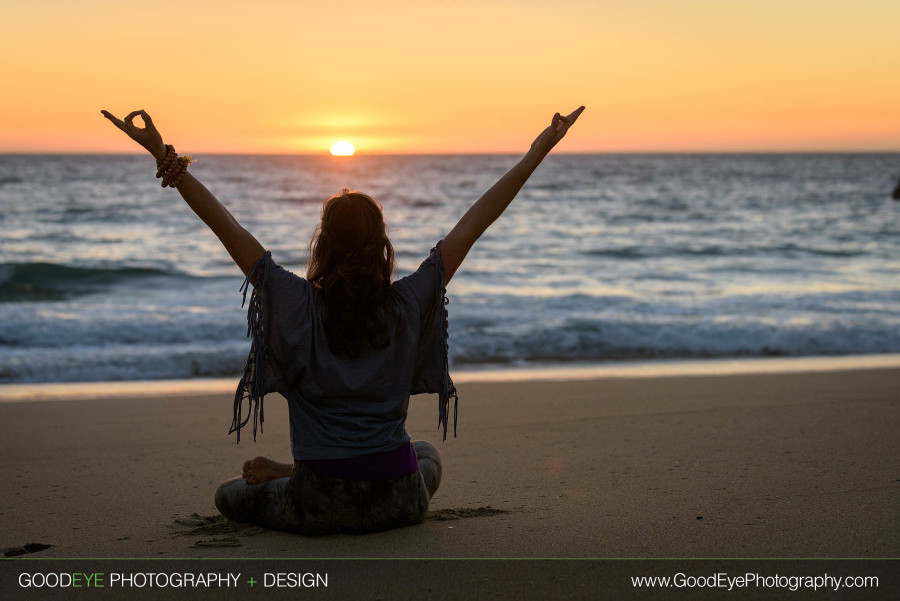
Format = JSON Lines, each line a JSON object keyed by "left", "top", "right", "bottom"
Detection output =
{"left": 3, "top": 543, "right": 53, "bottom": 557}
{"left": 191, "top": 537, "right": 243, "bottom": 548}
{"left": 171, "top": 513, "right": 266, "bottom": 547}
{"left": 427, "top": 505, "right": 509, "bottom": 521}
{"left": 169, "top": 507, "right": 507, "bottom": 546}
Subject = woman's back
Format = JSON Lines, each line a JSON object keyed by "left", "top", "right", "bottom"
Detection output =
{"left": 237, "top": 243, "right": 450, "bottom": 461}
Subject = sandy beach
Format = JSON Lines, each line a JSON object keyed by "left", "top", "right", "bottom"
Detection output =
{"left": 1, "top": 367, "right": 897, "bottom": 560}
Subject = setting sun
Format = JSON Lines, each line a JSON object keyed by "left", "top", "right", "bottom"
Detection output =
{"left": 330, "top": 140, "right": 355, "bottom": 156}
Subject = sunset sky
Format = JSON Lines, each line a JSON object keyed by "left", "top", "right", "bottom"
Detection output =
{"left": 2, "top": 0, "right": 898, "bottom": 154}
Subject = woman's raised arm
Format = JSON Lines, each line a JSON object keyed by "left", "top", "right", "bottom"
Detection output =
{"left": 101, "top": 109, "right": 265, "bottom": 279}
{"left": 440, "top": 106, "right": 584, "bottom": 284}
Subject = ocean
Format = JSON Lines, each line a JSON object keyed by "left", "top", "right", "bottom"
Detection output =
{"left": 1, "top": 153, "right": 899, "bottom": 384}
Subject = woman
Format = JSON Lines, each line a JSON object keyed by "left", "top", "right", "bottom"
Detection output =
{"left": 101, "top": 105, "right": 584, "bottom": 534}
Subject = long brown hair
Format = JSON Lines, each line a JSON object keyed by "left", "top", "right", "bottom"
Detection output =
{"left": 307, "top": 189, "right": 397, "bottom": 358}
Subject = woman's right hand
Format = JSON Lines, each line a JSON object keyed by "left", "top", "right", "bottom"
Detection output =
{"left": 529, "top": 106, "right": 585, "bottom": 159}
{"left": 101, "top": 109, "right": 167, "bottom": 161}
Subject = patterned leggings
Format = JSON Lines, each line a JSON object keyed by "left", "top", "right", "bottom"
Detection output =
{"left": 214, "top": 441, "right": 442, "bottom": 535}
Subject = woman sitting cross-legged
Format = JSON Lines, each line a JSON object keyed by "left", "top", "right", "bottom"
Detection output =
{"left": 101, "top": 105, "right": 584, "bottom": 534}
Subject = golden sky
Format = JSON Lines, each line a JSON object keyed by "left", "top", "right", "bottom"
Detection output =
{"left": 1, "top": 0, "right": 898, "bottom": 153}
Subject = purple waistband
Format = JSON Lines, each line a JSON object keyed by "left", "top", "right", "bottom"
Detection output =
{"left": 302, "top": 442, "right": 419, "bottom": 481}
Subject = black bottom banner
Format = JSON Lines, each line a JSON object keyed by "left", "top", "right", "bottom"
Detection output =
{"left": 1, "top": 559, "right": 897, "bottom": 600}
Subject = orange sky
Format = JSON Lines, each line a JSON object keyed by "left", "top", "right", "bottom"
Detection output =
{"left": 1, "top": 0, "right": 898, "bottom": 153}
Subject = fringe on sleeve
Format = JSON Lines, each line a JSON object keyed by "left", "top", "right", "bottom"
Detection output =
{"left": 230, "top": 251, "right": 272, "bottom": 443}
{"left": 434, "top": 241, "right": 458, "bottom": 441}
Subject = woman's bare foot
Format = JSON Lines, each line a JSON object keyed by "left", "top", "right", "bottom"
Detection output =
{"left": 241, "top": 456, "right": 293, "bottom": 484}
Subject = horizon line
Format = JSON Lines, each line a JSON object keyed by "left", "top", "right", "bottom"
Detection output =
{"left": 2, "top": 149, "right": 899, "bottom": 157}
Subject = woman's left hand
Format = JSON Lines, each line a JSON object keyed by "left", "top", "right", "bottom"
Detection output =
{"left": 101, "top": 109, "right": 167, "bottom": 161}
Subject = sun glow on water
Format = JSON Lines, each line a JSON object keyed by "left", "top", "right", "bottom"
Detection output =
{"left": 330, "top": 140, "right": 355, "bottom": 156}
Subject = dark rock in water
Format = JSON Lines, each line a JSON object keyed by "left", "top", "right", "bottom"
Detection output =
{"left": 893, "top": 178, "right": 900, "bottom": 200}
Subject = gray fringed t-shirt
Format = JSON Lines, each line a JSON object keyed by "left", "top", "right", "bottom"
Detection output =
{"left": 231, "top": 241, "right": 457, "bottom": 460}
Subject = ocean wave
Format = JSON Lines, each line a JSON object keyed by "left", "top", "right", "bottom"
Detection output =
{"left": 0, "top": 315, "right": 242, "bottom": 348}
{"left": 447, "top": 315, "right": 900, "bottom": 366}
{"left": 582, "top": 246, "right": 647, "bottom": 259}
{"left": 583, "top": 245, "right": 734, "bottom": 259}
{"left": 769, "top": 243, "right": 866, "bottom": 258}
{"left": 0, "top": 262, "right": 191, "bottom": 302}
{"left": 582, "top": 243, "right": 869, "bottom": 261}
{"left": 4, "top": 314, "right": 898, "bottom": 384}
{"left": 271, "top": 194, "right": 328, "bottom": 205}
{"left": 0, "top": 343, "right": 248, "bottom": 383}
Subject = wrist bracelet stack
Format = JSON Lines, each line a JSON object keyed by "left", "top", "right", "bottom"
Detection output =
{"left": 155, "top": 144, "right": 194, "bottom": 188}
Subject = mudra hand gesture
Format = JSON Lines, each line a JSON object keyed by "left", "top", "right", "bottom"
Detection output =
{"left": 530, "top": 106, "right": 585, "bottom": 158}
{"left": 101, "top": 109, "right": 166, "bottom": 161}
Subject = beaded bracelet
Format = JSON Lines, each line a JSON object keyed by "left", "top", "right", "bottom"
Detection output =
{"left": 155, "top": 144, "right": 194, "bottom": 188}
